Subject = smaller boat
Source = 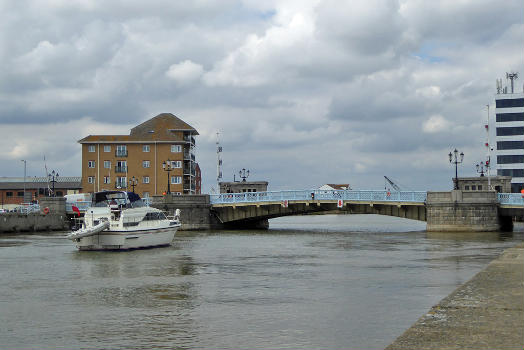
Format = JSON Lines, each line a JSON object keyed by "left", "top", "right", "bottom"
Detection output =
{"left": 67, "top": 191, "right": 181, "bottom": 251}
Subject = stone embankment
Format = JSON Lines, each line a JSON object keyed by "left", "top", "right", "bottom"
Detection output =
{"left": 385, "top": 243, "right": 524, "bottom": 350}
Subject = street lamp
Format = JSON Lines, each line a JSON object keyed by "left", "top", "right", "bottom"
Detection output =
{"left": 239, "top": 168, "right": 250, "bottom": 182}
{"left": 162, "top": 160, "right": 173, "bottom": 194}
{"left": 449, "top": 149, "right": 464, "bottom": 190}
{"left": 476, "top": 162, "right": 487, "bottom": 177}
{"left": 48, "top": 170, "right": 59, "bottom": 197}
{"left": 21, "top": 160, "right": 26, "bottom": 202}
{"left": 129, "top": 176, "right": 138, "bottom": 193}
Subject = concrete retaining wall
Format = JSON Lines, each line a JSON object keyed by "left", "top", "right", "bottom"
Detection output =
{"left": 0, "top": 213, "right": 69, "bottom": 233}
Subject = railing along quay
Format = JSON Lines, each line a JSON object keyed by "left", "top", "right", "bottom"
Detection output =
{"left": 210, "top": 190, "right": 428, "bottom": 205}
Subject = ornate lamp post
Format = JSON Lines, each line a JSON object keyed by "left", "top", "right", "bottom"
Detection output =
{"left": 239, "top": 168, "right": 250, "bottom": 182}
{"left": 129, "top": 176, "right": 138, "bottom": 193}
{"left": 48, "top": 170, "right": 59, "bottom": 197}
{"left": 449, "top": 149, "right": 464, "bottom": 190}
{"left": 162, "top": 160, "right": 173, "bottom": 194}
{"left": 476, "top": 162, "right": 487, "bottom": 177}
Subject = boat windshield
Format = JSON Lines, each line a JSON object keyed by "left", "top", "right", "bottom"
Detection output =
{"left": 92, "top": 191, "right": 146, "bottom": 208}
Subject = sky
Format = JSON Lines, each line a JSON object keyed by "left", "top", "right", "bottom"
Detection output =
{"left": 0, "top": 0, "right": 523, "bottom": 193}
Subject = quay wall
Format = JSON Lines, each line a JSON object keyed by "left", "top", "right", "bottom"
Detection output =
{"left": 386, "top": 243, "right": 524, "bottom": 350}
{"left": 0, "top": 213, "right": 69, "bottom": 233}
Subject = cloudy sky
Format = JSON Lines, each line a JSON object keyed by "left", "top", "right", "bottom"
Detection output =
{"left": 0, "top": 0, "right": 523, "bottom": 192}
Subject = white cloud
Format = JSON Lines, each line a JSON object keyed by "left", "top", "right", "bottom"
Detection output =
{"left": 422, "top": 115, "right": 451, "bottom": 133}
{"left": 166, "top": 60, "right": 204, "bottom": 84}
{"left": 0, "top": 0, "right": 523, "bottom": 193}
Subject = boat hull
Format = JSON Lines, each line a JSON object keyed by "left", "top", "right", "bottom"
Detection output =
{"left": 72, "top": 226, "right": 179, "bottom": 251}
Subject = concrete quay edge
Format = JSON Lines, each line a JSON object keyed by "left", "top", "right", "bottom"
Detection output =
{"left": 385, "top": 242, "right": 524, "bottom": 350}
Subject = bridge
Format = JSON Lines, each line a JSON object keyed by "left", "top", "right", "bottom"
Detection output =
{"left": 209, "top": 190, "right": 524, "bottom": 230}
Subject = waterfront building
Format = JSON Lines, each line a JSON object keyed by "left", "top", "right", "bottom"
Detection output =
{"left": 78, "top": 113, "right": 199, "bottom": 197}
{"left": 0, "top": 176, "right": 81, "bottom": 209}
{"left": 219, "top": 181, "right": 268, "bottom": 193}
{"left": 494, "top": 76, "right": 524, "bottom": 193}
{"left": 454, "top": 176, "right": 512, "bottom": 193}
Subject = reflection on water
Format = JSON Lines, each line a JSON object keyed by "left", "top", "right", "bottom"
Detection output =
{"left": 0, "top": 215, "right": 522, "bottom": 350}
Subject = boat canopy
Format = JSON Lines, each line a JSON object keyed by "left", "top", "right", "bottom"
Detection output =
{"left": 93, "top": 191, "right": 143, "bottom": 205}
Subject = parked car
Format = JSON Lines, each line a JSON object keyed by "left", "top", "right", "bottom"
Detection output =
{"left": 0, "top": 209, "right": 8, "bottom": 214}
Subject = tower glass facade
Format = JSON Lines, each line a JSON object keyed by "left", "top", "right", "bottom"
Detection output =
{"left": 494, "top": 91, "right": 524, "bottom": 193}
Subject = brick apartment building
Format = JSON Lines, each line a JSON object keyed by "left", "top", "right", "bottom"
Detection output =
{"left": 78, "top": 113, "right": 200, "bottom": 197}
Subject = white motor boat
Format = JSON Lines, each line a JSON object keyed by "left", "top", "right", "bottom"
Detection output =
{"left": 67, "top": 191, "right": 181, "bottom": 251}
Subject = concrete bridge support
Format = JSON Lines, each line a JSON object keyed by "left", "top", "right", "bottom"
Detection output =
{"left": 426, "top": 191, "right": 510, "bottom": 232}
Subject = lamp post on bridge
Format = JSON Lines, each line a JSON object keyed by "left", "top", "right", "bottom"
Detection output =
{"left": 476, "top": 162, "right": 488, "bottom": 177}
{"left": 239, "top": 168, "right": 250, "bottom": 182}
{"left": 449, "top": 149, "right": 464, "bottom": 190}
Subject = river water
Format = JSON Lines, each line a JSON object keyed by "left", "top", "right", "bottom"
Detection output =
{"left": 1, "top": 214, "right": 522, "bottom": 350}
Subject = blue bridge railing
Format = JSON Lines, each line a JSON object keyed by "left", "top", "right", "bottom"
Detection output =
{"left": 498, "top": 193, "right": 524, "bottom": 206}
{"left": 210, "top": 190, "right": 428, "bottom": 205}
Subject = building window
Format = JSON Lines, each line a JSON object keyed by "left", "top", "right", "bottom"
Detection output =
{"left": 88, "top": 176, "right": 95, "bottom": 184}
{"left": 104, "top": 145, "right": 111, "bottom": 152}
{"left": 103, "top": 160, "right": 111, "bottom": 169}
{"left": 497, "top": 155, "right": 524, "bottom": 164}
{"left": 171, "top": 176, "right": 182, "bottom": 184}
{"left": 496, "top": 113, "right": 524, "bottom": 122}
{"left": 496, "top": 98, "right": 524, "bottom": 108}
{"left": 142, "top": 160, "right": 150, "bottom": 168}
{"left": 171, "top": 160, "right": 182, "bottom": 168}
{"left": 143, "top": 192, "right": 150, "bottom": 198}
{"left": 497, "top": 169, "right": 524, "bottom": 177}
{"left": 471, "top": 185, "right": 476, "bottom": 191}
{"left": 115, "top": 161, "right": 127, "bottom": 173}
{"left": 497, "top": 141, "right": 524, "bottom": 150}
{"left": 465, "top": 186, "right": 470, "bottom": 190}
{"left": 478, "top": 185, "right": 482, "bottom": 190}
{"left": 104, "top": 176, "right": 111, "bottom": 184}
{"left": 496, "top": 127, "right": 524, "bottom": 136}
{"left": 116, "top": 177, "right": 127, "bottom": 188}
{"left": 17, "top": 191, "right": 24, "bottom": 197}
{"left": 6, "top": 191, "right": 13, "bottom": 197}
{"left": 143, "top": 145, "right": 150, "bottom": 152}
{"left": 88, "top": 145, "right": 95, "bottom": 152}
{"left": 116, "top": 145, "right": 127, "bottom": 157}
{"left": 56, "top": 191, "right": 63, "bottom": 197}
{"left": 88, "top": 160, "right": 95, "bottom": 168}
{"left": 171, "top": 145, "right": 182, "bottom": 153}
{"left": 143, "top": 176, "right": 150, "bottom": 184}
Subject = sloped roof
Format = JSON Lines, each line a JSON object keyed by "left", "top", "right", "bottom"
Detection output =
{"left": 78, "top": 113, "right": 198, "bottom": 143}
{"left": 0, "top": 177, "right": 81, "bottom": 190}
{"left": 319, "top": 184, "right": 351, "bottom": 190}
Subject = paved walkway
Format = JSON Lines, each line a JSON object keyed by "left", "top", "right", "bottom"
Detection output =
{"left": 386, "top": 243, "right": 524, "bottom": 350}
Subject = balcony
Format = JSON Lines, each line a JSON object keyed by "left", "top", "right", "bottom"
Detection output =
{"left": 183, "top": 152, "right": 196, "bottom": 161}
{"left": 183, "top": 167, "right": 196, "bottom": 176}
{"left": 183, "top": 135, "right": 196, "bottom": 146}
{"left": 115, "top": 166, "right": 127, "bottom": 173}
{"left": 115, "top": 150, "right": 128, "bottom": 157}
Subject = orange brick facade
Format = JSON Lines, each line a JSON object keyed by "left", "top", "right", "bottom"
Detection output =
{"left": 79, "top": 114, "right": 198, "bottom": 197}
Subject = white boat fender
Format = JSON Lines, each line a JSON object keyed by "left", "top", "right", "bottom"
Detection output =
{"left": 175, "top": 209, "right": 181, "bottom": 221}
